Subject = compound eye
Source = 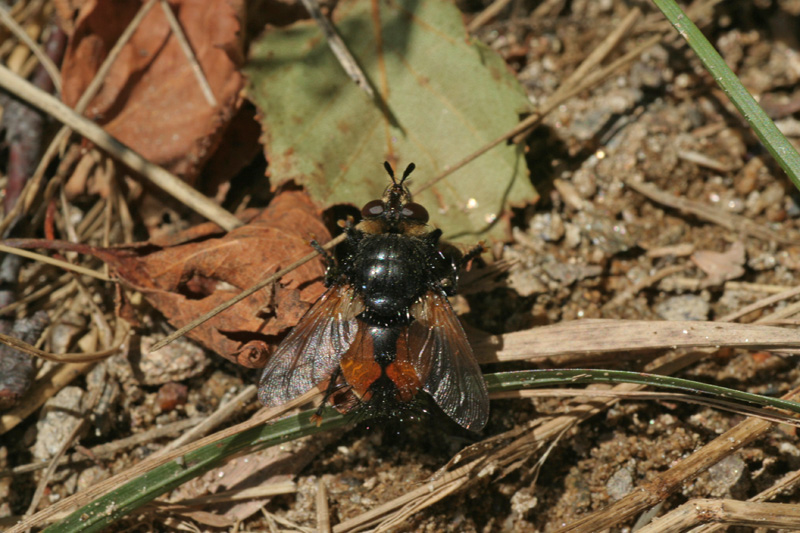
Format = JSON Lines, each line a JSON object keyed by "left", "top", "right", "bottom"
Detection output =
{"left": 401, "top": 202, "right": 429, "bottom": 223}
{"left": 361, "top": 199, "right": 385, "bottom": 218}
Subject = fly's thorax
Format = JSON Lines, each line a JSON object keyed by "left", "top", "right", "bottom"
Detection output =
{"left": 348, "top": 233, "right": 435, "bottom": 319}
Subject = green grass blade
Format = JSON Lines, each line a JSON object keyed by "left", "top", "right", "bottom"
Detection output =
{"left": 46, "top": 409, "right": 349, "bottom": 533}
{"left": 48, "top": 369, "right": 800, "bottom": 532}
{"left": 652, "top": 0, "right": 800, "bottom": 191}
{"left": 485, "top": 369, "right": 800, "bottom": 414}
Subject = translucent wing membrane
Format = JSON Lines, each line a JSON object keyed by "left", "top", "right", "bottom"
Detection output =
{"left": 409, "top": 291, "right": 489, "bottom": 431}
{"left": 258, "top": 284, "right": 364, "bottom": 407}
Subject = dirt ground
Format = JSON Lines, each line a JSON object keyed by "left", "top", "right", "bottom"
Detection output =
{"left": 4, "top": 0, "right": 800, "bottom": 531}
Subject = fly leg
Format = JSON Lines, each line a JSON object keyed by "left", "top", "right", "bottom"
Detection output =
{"left": 310, "top": 366, "right": 345, "bottom": 426}
{"left": 460, "top": 242, "right": 485, "bottom": 267}
{"left": 310, "top": 240, "right": 335, "bottom": 266}
{"left": 309, "top": 238, "right": 342, "bottom": 287}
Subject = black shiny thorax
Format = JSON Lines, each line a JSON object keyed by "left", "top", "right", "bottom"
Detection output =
{"left": 333, "top": 226, "right": 456, "bottom": 327}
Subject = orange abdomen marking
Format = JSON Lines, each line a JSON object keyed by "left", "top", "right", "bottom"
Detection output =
{"left": 339, "top": 326, "right": 380, "bottom": 400}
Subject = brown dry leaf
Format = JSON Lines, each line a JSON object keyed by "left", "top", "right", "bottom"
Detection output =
{"left": 6, "top": 192, "right": 328, "bottom": 367}
{"left": 61, "top": 0, "right": 245, "bottom": 184}
{"left": 115, "top": 191, "right": 328, "bottom": 366}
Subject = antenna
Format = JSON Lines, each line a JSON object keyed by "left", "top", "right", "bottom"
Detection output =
{"left": 400, "top": 163, "right": 416, "bottom": 184}
{"left": 383, "top": 161, "right": 397, "bottom": 184}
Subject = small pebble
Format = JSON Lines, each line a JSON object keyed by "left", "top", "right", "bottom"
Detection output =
{"left": 606, "top": 467, "right": 634, "bottom": 500}
{"left": 33, "top": 386, "right": 85, "bottom": 462}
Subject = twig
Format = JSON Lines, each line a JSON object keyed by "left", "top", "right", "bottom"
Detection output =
{"left": 0, "top": 6, "right": 61, "bottom": 93}
{"left": 723, "top": 281, "right": 793, "bottom": 294}
{"left": 691, "top": 468, "right": 800, "bottom": 533}
{"left": 0, "top": 64, "right": 242, "bottom": 231}
{"left": 150, "top": 232, "right": 346, "bottom": 351}
{"left": 299, "top": 0, "right": 374, "bottom": 98}
{"left": 157, "top": 0, "right": 216, "bottom": 107}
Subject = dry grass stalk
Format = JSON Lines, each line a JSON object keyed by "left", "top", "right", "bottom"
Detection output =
{"left": 9, "top": 388, "right": 322, "bottom": 532}
{"left": 335, "top": 353, "right": 701, "bottom": 531}
{"left": 0, "top": 5, "right": 60, "bottom": 92}
{"left": 317, "top": 478, "right": 332, "bottom": 533}
{"left": 625, "top": 178, "right": 793, "bottom": 244}
{"left": 691, "top": 468, "right": 800, "bottom": 533}
{"left": 0, "top": 417, "right": 204, "bottom": 477}
{"left": 554, "top": 388, "right": 800, "bottom": 532}
{"left": 637, "top": 499, "right": 800, "bottom": 532}
{"left": 473, "top": 319, "right": 800, "bottom": 364}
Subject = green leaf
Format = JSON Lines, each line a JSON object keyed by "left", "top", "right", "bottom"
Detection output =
{"left": 246, "top": 0, "right": 536, "bottom": 241}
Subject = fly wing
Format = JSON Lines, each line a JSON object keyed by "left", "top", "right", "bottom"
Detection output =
{"left": 408, "top": 291, "right": 489, "bottom": 431}
{"left": 258, "top": 283, "right": 364, "bottom": 407}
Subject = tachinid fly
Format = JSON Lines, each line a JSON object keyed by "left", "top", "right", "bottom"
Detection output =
{"left": 257, "top": 162, "right": 489, "bottom": 431}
